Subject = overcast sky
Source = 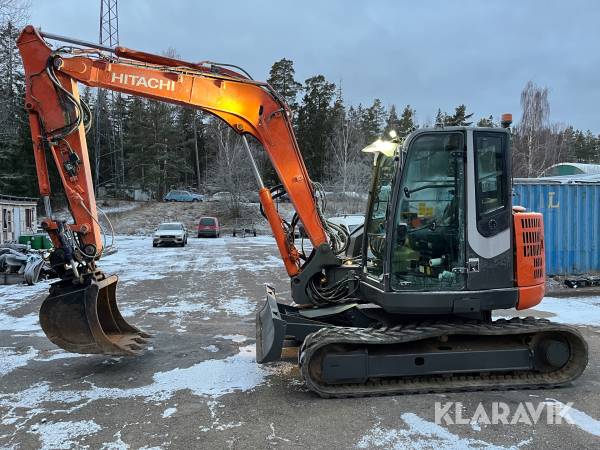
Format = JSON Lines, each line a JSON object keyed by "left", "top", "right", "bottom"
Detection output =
{"left": 29, "top": 0, "right": 600, "bottom": 132}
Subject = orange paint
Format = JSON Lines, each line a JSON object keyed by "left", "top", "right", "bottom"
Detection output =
{"left": 513, "top": 212, "right": 546, "bottom": 310}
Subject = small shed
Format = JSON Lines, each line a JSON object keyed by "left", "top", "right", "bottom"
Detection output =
{"left": 513, "top": 175, "right": 600, "bottom": 275}
{"left": 0, "top": 194, "right": 38, "bottom": 245}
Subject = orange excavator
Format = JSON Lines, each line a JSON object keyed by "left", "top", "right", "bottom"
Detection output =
{"left": 17, "top": 26, "right": 588, "bottom": 397}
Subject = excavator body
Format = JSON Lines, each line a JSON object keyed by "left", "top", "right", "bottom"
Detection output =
{"left": 256, "top": 126, "right": 588, "bottom": 396}
{"left": 16, "top": 26, "right": 588, "bottom": 397}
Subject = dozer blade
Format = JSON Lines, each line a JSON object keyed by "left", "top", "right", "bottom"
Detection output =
{"left": 39, "top": 274, "right": 150, "bottom": 356}
{"left": 256, "top": 288, "right": 287, "bottom": 363}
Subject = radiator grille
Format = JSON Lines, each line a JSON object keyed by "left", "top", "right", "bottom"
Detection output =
{"left": 514, "top": 212, "right": 545, "bottom": 286}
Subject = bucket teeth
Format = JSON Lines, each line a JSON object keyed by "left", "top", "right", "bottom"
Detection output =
{"left": 126, "top": 343, "right": 144, "bottom": 351}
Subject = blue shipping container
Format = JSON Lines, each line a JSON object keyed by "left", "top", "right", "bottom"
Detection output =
{"left": 513, "top": 182, "right": 600, "bottom": 275}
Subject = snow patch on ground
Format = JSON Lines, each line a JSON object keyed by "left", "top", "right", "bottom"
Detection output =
{"left": 533, "top": 296, "right": 600, "bottom": 326}
{"left": 162, "top": 407, "right": 177, "bottom": 418}
{"left": 0, "top": 347, "right": 38, "bottom": 377}
{"left": 356, "top": 413, "right": 530, "bottom": 450}
{"left": 101, "top": 430, "right": 129, "bottom": 450}
{"left": 544, "top": 398, "right": 600, "bottom": 437}
{"left": 29, "top": 420, "right": 102, "bottom": 450}
{"left": 0, "top": 281, "right": 50, "bottom": 308}
{"left": 0, "top": 312, "right": 40, "bottom": 332}
{"left": 0, "top": 345, "right": 272, "bottom": 424}
{"left": 214, "top": 334, "right": 250, "bottom": 343}
{"left": 146, "top": 300, "right": 213, "bottom": 316}
{"left": 34, "top": 350, "right": 92, "bottom": 362}
{"left": 202, "top": 345, "right": 219, "bottom": 353}
{"left": 217, "top": 297, "right": 254, "bottom": 316}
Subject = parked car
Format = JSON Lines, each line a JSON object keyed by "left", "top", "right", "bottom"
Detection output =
{"left": 163, "top": 190, "right": 204, "bottom": 202}
{"left": 327, "top": 214, "right": 364, "bottom": 235}
{"left": 153, "top": 222, "right": 188, "bottom": 247}
{"left": 197, "top": 216, "right": 220, "bottom": 238}
{"left": 208, "top": 191, "right": 233, "bottom": 202}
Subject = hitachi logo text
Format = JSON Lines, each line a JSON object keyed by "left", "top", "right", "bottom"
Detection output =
{"left": 111, "top": 72, "right": 175, "bottom": 91}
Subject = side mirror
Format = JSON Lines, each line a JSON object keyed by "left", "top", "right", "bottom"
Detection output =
{"left": 396, "top": 223, "right": 408, "bottom": 245}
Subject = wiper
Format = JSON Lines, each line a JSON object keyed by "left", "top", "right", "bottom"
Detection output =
{"left": 404, "top": 183, "right": 454, "bottom": 198}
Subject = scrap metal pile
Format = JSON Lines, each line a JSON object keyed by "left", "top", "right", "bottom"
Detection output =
{"left": 0, "top": 244, "right": 56, "bottom": 285}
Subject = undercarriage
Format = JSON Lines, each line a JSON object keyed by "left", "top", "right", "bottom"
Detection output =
{"left": 257, "top": 287, "right": 588, "bottom": 398}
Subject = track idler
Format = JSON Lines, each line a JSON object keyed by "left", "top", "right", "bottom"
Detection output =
{"left": 39, "top": 272, "right": 150, "bottom": 355}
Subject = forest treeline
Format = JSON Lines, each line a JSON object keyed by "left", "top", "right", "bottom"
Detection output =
{"left": 1, "top": 13, "right": 599, "bottom": 201}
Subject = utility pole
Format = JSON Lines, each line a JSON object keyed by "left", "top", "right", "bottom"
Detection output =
{"left": 94, "top": 0, "right": 121, "bottom": 196}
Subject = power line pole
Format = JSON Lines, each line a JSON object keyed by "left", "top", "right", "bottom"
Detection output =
{"left": 94, "top": 0, "right": 122, "bottom": 196}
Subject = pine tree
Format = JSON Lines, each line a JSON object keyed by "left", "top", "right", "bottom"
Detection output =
{"left": 296, "top": 75, "right": 336, "bottom": 180}
{"left": 397, "top": 105, "right": 417, "bottom": 137}
{"left": 477, "top": 115, "right": 495, "bottom": 127}
{"left": 267, "top": 58, "right": 302, "bottom": 111}
{"left": 0, "top": 21, "right": 35, "bottom": 196}
{"left": 435, "top": 109, "right": 446, "bottom": 127}
{"left": 384, "top": 105, "right": 401, "bottom": 136}
{"left": 446, "top": 104, "right": 473, "bottom": 126}
{"left": 361, "top": 98, "right": 386, "bottom": 143}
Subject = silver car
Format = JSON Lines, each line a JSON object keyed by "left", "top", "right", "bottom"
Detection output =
{"left": 153, "top": 222, "right": 188, "bottom": 247}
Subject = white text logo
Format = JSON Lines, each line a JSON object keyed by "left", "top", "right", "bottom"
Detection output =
{"left": 111, "top": 72, "right": 175, "bottom": 91}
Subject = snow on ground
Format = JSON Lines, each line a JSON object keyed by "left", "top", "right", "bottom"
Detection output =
{"left": 532, "top": 296, "right": 600, "bottom": 326}
{"left": 356, "top": 413, "right": 532, "bottom": 450}
{"left": 493, "top": 295, "right": 600, "bottom": 326}
{"left": 0, "top": 345, "right": 281, "bottom": 429}
{"left": 0, "top": 347, "right": 38, "bottom": 377}
{"left": 0, "top": 234, "right": 290, "bottom": 447}
{"left": 29, "top": 420, "right": 102, "bottom": 450}
{"left": 98, "top": 235, "right": 278, "bottom": 285}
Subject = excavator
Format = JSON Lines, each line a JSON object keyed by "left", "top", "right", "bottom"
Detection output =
{"left": 17, "top": 26, "right": 588, "bottom": 397}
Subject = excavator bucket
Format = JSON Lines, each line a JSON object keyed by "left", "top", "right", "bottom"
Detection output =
{"left": 39, "top": 274, "right": 150, "bottom": 355}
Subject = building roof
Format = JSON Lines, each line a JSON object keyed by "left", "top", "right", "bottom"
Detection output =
{"left": 515, "top": 173, "right": 600, "bottom": 184}
{"left": 540, "top": 163, "right": 600, "bottom": 177}
{"left": 0, "top": 194, "right": 38, "bottom": 205}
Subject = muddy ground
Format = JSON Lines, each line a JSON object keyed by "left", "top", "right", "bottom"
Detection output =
{"left": 0, "top": 235, "right": 599, "bottom": 449}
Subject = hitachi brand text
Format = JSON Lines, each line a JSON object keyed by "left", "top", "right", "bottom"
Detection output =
{"left": 111, "top": 72, "right": 175, "bottom": 91}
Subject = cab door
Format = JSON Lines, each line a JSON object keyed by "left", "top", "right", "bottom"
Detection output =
{"left": 389, "top": 131, "right": 466, "bottom": 292}
{"left": 465, "top": 129, "right": 513, "bottom": 290}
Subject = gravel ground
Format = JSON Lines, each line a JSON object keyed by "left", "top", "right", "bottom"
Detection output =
{"left": 0, "top": 235, "right": 599, "bottom": 449}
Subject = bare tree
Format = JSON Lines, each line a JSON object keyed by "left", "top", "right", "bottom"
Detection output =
{"left": 515, "top": 81, "right": 550, "bottom": 177}
{"left": 327, "top": 106, "right": 371, "bottom": 193}
{"left": 205, "top": 119, "right": 253, "bottom": 216}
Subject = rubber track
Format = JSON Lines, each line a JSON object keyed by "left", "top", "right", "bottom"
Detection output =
{"left": 299, "top": 317, "right": 588, "bottom": 398}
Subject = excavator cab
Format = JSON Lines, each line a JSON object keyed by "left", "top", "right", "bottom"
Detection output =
{"left": 361, "top": 127, "right": 518, "bottom": 315}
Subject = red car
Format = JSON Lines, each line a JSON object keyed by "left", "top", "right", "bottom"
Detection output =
{"left": 197, "top": 216, "right": 220, "bottom": 238}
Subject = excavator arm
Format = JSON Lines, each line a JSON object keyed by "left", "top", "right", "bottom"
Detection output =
{"left": 17, "top": 26, "right": 349, "bottom": 356}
